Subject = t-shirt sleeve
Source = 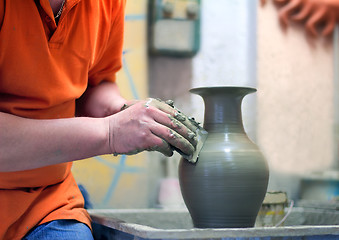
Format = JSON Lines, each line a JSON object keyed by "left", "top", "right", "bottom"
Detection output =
{"left": 88, "top": 0, "right": 126, "bottom": 86}
{"left": 0, "top": 1, "right": 4, "bottom": 32}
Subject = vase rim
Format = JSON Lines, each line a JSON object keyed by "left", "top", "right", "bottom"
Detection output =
{"left": 190, "top": 86, "right": 257, "bottom": 95}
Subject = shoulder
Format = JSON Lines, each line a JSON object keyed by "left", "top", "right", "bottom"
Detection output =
{"left": 100, "top": 0, "right": 126, "bottom": 26}
{"left": 82, "top": 0, "right": 126, "bottom": 22}
{"left": 105, "top": 0, "right": 126, "bottom": 18}
{"left": 84, "top": 0, "right": 126, "bottom": 12}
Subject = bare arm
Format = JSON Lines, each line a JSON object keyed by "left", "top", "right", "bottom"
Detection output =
{"left": 0, "top": 112, "right": 110, "bottom": 172}
{"left": 1, "top": 81, "right": 198, "bottom": 172}
{"left": 76, "top": 81, "right": 127, "bottom": 117}
{"left": 0, "top": 81, "right": 122, "bottom": 172}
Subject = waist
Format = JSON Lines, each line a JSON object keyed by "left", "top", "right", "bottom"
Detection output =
{"left": 0, "top": 162, "right": 72, "bottom": 189}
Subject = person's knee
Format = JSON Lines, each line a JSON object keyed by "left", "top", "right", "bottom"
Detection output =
{"left": 23, "top": 220, "right": 94, "bottom": 240}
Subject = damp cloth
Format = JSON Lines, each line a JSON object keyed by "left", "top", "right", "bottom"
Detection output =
{"left": 171, "top": 127, "right": 208, "bottom": 164}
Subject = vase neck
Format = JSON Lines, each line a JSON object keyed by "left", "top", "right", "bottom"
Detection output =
{"left": 190, "top": 87, "right": 256, "bottom": 133}
{"left": 203, "top": 95, "right": 245, "bottom": 133}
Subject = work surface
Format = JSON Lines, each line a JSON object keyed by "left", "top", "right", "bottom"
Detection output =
{"left": 89, "top": 208, "right": 339, "bottom": 240}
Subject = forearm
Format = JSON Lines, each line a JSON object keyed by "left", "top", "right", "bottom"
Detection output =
{"left": 76, "top": 81, "right": 127, "bottom": 117}
{"left": 0, "top": 112, "right": 110, "bottom": 172}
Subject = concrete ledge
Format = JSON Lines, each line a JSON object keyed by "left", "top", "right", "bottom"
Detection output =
{"left": 89, "top": 208, "right": 339, "bottom": 239}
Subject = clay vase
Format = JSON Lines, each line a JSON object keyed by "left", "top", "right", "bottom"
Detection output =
{"left": 178, "top": 86, "right": 269, "bottom": 228}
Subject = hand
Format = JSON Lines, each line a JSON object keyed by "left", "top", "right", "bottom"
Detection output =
{"left": 107, "top": 98, "right": 198, "bottom": 157}
{"left": 264, "top": 0, "right": 339, "bottom": 37}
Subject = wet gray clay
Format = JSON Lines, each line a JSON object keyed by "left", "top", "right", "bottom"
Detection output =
{"left": 179, "top": 86, "right": 269, "bottom": 228}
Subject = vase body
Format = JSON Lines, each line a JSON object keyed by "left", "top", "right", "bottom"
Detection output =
{"left": 179, "top": 86, "right": 269, "bottom": 228}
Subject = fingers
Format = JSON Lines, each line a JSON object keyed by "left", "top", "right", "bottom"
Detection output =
{"left": 145, "top": 98, "right": 198, "bottom": 156}
{"left": 305, "top": 6, "right": 327, "bottom": 36}
{"left": 153, "top": 111, "right": 198, "bottom": 146}
{"left": 278, "top": 0, "right": 303, "bottom": 27}
{"left": 151, "top": 123, "right": 195, "bottom": 156}
{"left": 291, "top": 2, "right": 312, "bottom": 21}
{"left": 146, "top": 98, "right": 200, "bottom": 134}
{"left": 271, "top": 0, "right": 339, "bottom": 38}
{"left": 174, "top": 112, "right": 201, "bottom": 134}
{"left": 321, "top": 12, "right": 336, "bottom": 36}
{"left": 260, "top": 0, "right": 290, "bottom": 7}
{"left": 274, "top": 0, "right": 290, "bottom": 3}
{"left": 165, "top": 100, "right": 202, "bottom": 134}
{"left": 147, "top": 138, "right": 174, "bottom": 157}
{"left": 145, "top": 98, "right": 176, "bottom": 115}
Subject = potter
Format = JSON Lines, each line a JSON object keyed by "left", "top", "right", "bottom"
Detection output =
{"left": 179, "top": 86, "right": 269, "bottom": 228}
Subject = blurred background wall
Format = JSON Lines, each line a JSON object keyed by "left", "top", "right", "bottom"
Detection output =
{"left": 72, "top": 0, "right": 337, "bottom": 209}
{"left": 257, "top": 0, "right": 335, "bottom": 200}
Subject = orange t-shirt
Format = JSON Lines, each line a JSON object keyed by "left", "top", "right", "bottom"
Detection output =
{"left": 0, "top": 0, "right": 125, "bottom": 239}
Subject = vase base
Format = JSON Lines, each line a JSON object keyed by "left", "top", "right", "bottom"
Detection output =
{"left": 193, "top": 219, "right": 256, "bottom": 229}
